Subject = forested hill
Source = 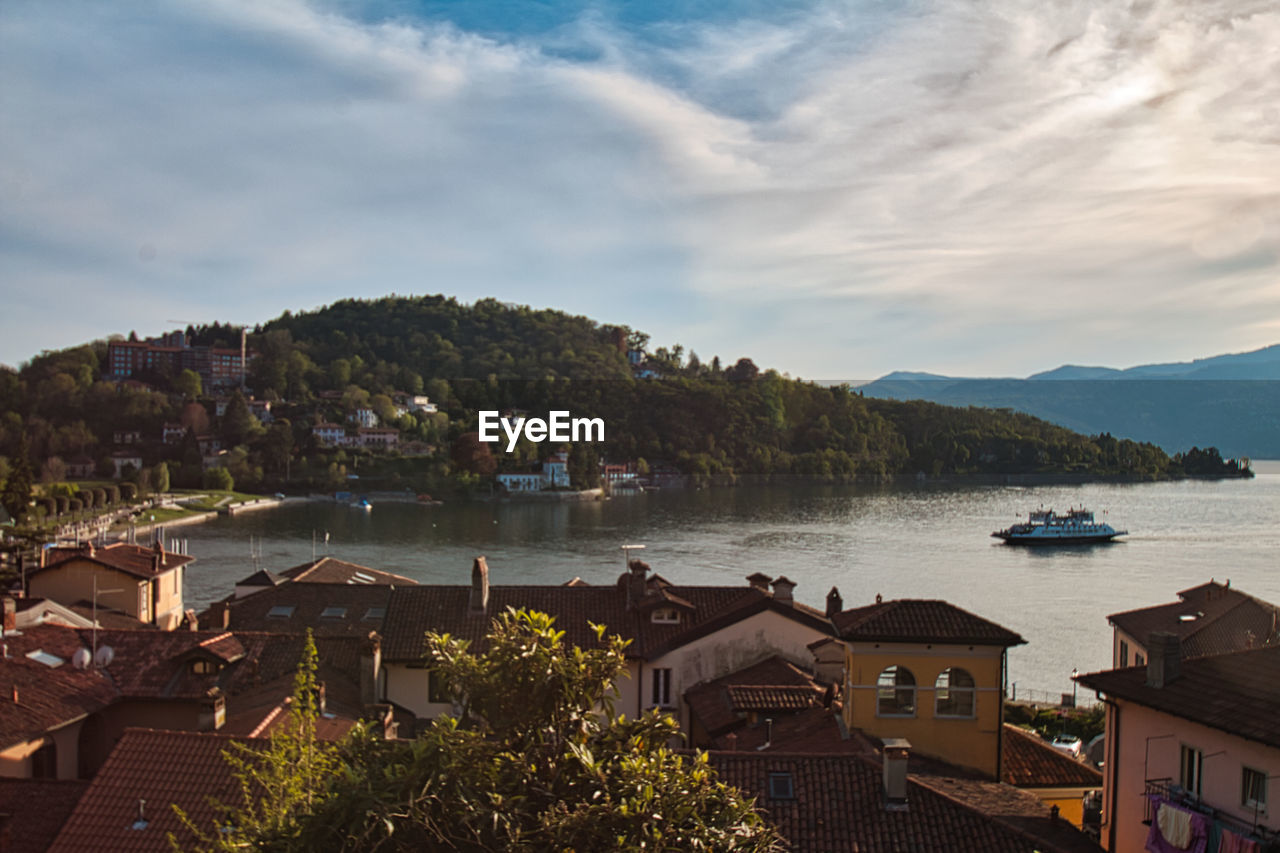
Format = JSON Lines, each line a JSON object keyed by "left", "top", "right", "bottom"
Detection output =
{"left": 0, "top": 295, "right": 1251, "bottom": 498}
{"left": 255, "top": 295, "right": 635, "bottom": 385}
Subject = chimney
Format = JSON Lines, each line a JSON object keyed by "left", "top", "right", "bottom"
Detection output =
{"left": 210, "top": 600, "right": 231, "bottom": 630}
{"left": 826, "top": 586, "right": 843, "bottom": 617}
{"left": 83, "top": 541, "right": 95, "bottom": 558}
{"left": 771, "top": 576, "right": 796, "bottom": 606}
{"left": 746, "top": 573, "right": 772, "bottom": 592}
{"left": 198, "top": 690, "right": 225, "bottom": 731}
{"left": 626, "top": 560, "right": 648, "bottom": 610}
{"left": 361, "top": 632, "right": 382, "bottom": 706}
{"left": 882, "top": 738, "right": 911, "bottom": 811}
{"left": 469, "top": 557, "right": 490, "bottom": 615}
{"left": 312, "top": 682, "right": 327, "bottom": 715}
{"left": 1146, "top": 632, "right": 1182, "bottom": 688}
{"left": 724, "top": 732, "right": 738, "bottom": 752}
{"left": 2, "top": 597, "right": 15, "bottom": 635}
{"left": 153, "top": 539, "right": 166, "bottom": 567}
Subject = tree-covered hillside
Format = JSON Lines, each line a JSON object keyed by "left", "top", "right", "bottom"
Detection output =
{"left": 0, "top": 295, "right": 1251, "bottom": 507}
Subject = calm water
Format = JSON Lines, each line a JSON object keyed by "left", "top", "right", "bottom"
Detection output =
{"left": 174, "top": 462, "right": 1280, "bottom": 700}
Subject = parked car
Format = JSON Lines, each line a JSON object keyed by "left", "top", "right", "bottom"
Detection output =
{"left": 1050, "top": 732, "right": 1083, "bottom": 758}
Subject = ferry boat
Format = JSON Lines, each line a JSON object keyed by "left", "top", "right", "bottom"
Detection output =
{"left": 992, "top": 507, "right": 1126, "bottom": 545}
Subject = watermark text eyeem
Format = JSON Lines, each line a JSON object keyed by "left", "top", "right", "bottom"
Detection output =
{"left": 478, "top": 411, "right": 604, "bottom": 452}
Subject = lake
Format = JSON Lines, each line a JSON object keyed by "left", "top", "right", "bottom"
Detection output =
{"left": 172, "top": 461, "right": 1280, "bottom": 701}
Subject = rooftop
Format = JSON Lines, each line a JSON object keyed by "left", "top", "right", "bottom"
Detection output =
{"left": 709, "top": 752, "right": 1078, "bottom": 853}
{"left": 278, "top": 557, "right": 418, "bottom": 586}
{"left": 1107, "top": 580, "right": 1280, "bottom": 657}
{"left": 39, "top": 542, "right": 194, "bottom": 581}
{"left": 832, "top": 599, "right": 1026, "bottom": 647}
{"left": 379, "top": 570, "right": 835, "bottom": 663}
{"left": 46, "top": 729, "right": 260, "bottom": 853}
{"left": 1001, "top": 725, "right": 1103, "bottom": 789}
{"left": 1077, "top": 644, "right": 1280, "bottom": 749}
{"left": 0, "top": 779, "right": 91, "bottom": 853}
{"left": 204, "top": 582, "right": 394, "bottom": 636}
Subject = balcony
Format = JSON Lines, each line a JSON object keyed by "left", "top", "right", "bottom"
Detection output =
{"left": 1144, "top": 778, "right": 1275, "bottom": 848}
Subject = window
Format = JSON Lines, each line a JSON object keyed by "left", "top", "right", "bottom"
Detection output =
{"left": 934, "top": 667, "right": 976, "bottom": 717}
{"left": 1180, "top": 745, "right": 1203, "bottom": 798}
{"left": 267, "top": 605, "right": 295, "bottom": 619}
{"left": 877, "top": 666, "right": 917, "bottom": 717}
{"left": 31, "top": 742, "right": 57, "bottom": 779}
{"left": 1120, "top": 640, "right": 1129, "bottom": 667}
{"left": 651, "top": 608, "right": 680, "bottom": 624}
{"left": 1135, "top": 653, "right": 1145, "bottom": 667}
{"left": 651, "top": 668, "right": 672, "bottom": 707}
{"left": 363, "top": 607, "right": 386, "bottom": 621}
{"left": 427, "top": 670, "right": 450, "bottom": 704}
{"left": 1243, "top": 767, "right": 1268, "bottom": 811}
{"left": 768, "top": 772, "right": 795, "bottom": 800}
{"left": 320, "top": 606, "right": 347, "bottom": 619}
{"left": 190, "top": 659, "right": 218, "bottom": 675}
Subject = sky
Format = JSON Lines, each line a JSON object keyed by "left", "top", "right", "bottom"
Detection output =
{"left": 2, "top": 0, "right": 1278, "bottom": 380}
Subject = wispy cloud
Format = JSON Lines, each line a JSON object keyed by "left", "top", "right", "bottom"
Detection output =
{"left": 1, "top": 0, "right": 1276, "bottom": 376}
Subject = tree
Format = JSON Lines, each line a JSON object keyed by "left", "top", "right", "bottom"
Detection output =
{"left": 153, "top": 461, "right": 170, "bottom": 494}
{"left": 173, "top": 369, "right": 203, "bottom": 400}
{"left": 203, "top": 466, "right": 235, "bottom": 491}
{"left": 1, "top": 436, "right": 34, "bottom": 525}
{"left": 222, "top": 391, "right": 258, "bottom": 446}
{"left": 451, "top": 432, "right": 496, "bottom": 477}
{"left": 175, "top": 631, "right": 337, "bottom": 851}
{"left": 215, "top": 609, "right": 781, "bottom": 852}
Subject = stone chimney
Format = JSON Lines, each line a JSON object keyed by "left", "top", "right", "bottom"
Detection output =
{"left": 153, "top": 539, "right": 166, "bottom": 569}
{"left": 746, "top": 572, "right": 772, "bottom": 592}
{"left": 469, "top": 557, "right": 489, "bottom": 615}
{"left": 361, "top": 631, "right": 382, "bottom": 706}
{"left": 1146, "top": 632, "right": 1182, "bottom": 688}
{"left": 826, "top": 586, "right": 843, "bottom": 617}
{"left": 771, "top": 576, "right": 796, "bottom": 606}
{"left": 626, "top": 560, "right": 649, "bottom": 610}
{"left": 2, "top": 596, "right": 15, "bottom": 635}
{"left": 883, "top": 738, "right": 911, "bottom": 811}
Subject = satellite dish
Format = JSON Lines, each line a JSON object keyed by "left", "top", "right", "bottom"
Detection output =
{"left": 94, "top": 645, "right": 115, "bottom": 667}
{"left": 72, "top": 648, "right": 92, "bottom": 670}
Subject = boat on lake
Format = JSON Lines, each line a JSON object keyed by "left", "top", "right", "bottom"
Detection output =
{"left": 992, "top": 507, "right": 1126, "bottom": 545}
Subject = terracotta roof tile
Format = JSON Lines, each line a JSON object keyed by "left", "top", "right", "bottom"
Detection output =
{"left": 380, "top": 576, "right": 836, "bottom": 663}
{"left": 0, "top": 779, "right": 90, "bottom": 853}
{"left": 1107, "top": 581, "right": 1280, "bottom": 657}
{"left": 709, "top": 752, "right": 1059, "bottom": 853}
{"left": 1077, "top": 644, "right": 1280, "bottom": 749}
{"left": 1001, "top": 725, "right": 1103, "bottom": 789}
{"left": 833, "top": 599, "right": 1026, "bottom": 646}
{"left": 39, "top": 542, "right": 194, "bottom": 581}
{"left": 0, "top": 627, "right": 117, "bottom": 750}
{"left": 47, "top": 729, "right": 262, "bottom": 853}
{"left": 280, "top": 557, "right": 418, "bottom": 586}
{"left": 685, "top": 656, "right": 825, "bottom": 739}
{"left": 201, "top": 582, "right": 394, "bottom": 637}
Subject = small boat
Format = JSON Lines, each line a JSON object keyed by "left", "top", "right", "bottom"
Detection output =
{"left": 353, "top": 497, "right": 372, "bottom": 511}
{"left": 993, "top": 506, "right": 1126, "bottom": 545}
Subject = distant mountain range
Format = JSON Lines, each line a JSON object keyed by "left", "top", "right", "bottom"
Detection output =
{"left": 857, "top": 345, "right": 1280, "bottom": 459}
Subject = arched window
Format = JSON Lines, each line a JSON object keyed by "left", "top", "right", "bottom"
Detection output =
{"left": 877, "top": 666, "right": 917, "bottom": 717}
{"left": 935, "top": 667, "right": 976, "bottom": 717}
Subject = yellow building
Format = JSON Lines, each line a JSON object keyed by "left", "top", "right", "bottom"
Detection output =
{"left": 30, "top": 541, "right": 194, "bottom": 630}
{"left": 833, "top": 597, "right": 1026, "bottom": 779}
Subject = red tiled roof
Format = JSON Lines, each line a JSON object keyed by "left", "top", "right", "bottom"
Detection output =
{"left": 0, "top": 627, "right": 117, "bottom": 750}
{"left": 1077, "top": 644, "right": 1280, "bottom": 749}
{"left": 203, "top": 582, "right": 394, "bottom": 636}
{"left": 379, "top": 576, "right": 836, "bottom": 663}
{"left": 47, "top": 729, "right": 262, "bottom": 853}
{"left": 0, "top": 779, "right": 90, "bottom": 853}
{"left": 280, "top": 557, "right": 418, "bottom": 586}
{"left": 1107, "top": 581, "right": 1279, "bottom": 657}
{"left": 685, "top": 656, "right": 825, "bottom": 739}
{"left": 833, "top": 599, "right": 1026, "bottom": 646}
{"left": 709, "top": 752, "right": 1060, "bottom": 853}
{"left": 1001, "top": 725, "right": 1103, "bottom": 788}
{"left": 39, "top": 542, "right": 194, "bottom": 581}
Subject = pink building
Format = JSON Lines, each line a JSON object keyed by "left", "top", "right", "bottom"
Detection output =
{"left": 1078, "top": 639, "right": 1279, "bottom": 852}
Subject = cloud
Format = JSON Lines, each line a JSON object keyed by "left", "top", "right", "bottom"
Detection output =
{"left": 1, "top": 0, "right": 1277, "bottom": 377}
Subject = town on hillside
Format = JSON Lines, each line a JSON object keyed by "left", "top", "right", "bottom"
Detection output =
{"left": 3, "top": 535, "right": 1277, "bottom": 852}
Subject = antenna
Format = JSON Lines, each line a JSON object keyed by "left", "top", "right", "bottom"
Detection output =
{"left": 621, "top": 543, "right": 646, "bottom": 571}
